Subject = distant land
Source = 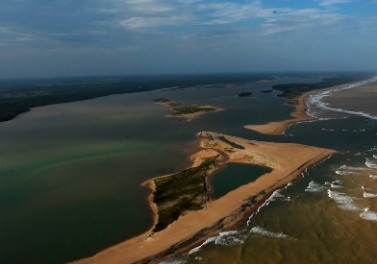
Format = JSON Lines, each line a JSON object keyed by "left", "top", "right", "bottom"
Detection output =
{"left": 0, "top": 72, "right": 373, "bottom": 122}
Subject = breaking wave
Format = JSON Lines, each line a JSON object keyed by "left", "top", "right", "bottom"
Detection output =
{"left": 250, "top": 226, "right": 291, "bottom": 239}
{"left": 360, "top": 209, "right": 377, "bottom": 222}
{"left": 305, "top": 181, "right": 326, "bottom": 193}
{"left": 306, "top": 76, "right": 377, "bottom": 120}
{"left": 365, "top": 158, "right": 377, "bottom": 169}
{"left": 327, "top": 189, "right": 360, "bottom": 211}
{"left": 363, "top": 191, "right": 377, "bottom": 198}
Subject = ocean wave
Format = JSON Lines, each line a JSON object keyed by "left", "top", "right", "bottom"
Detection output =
{"left": 335, "top": 170, "right": 355, "bottom": 176}
{"left": 306, "top": 76, "right": 377, "bottom": 120}
{"left": 360, "top": 209, "right": 377, "bottom": 222}
{"left": 373, "top": 154, "right": 377, "bottom": 159}
{"left": 188, "top": 236, "right": 217, "bottom": 255}
{"left": 305, "top": 181, "right": 327, "bottom": 193}
{"left": 321, "top": 128, "right": 336, "bottom": 132}
{"left": 214, "top": 230, "right": 246, "bottom": 246}
{"left": 335, "top": 164, "right": 373, "bottom": 175}
{"left": 247, "top": 188, "right": 292, "bottom": 226}
{"left": 250, "top": 226, "right": 291, "bottom": 239}
{"left": 330, "top": 180, "right": 343, "bottom": 189}
{"left": 363, "top": 191, "right": 377, "bottom": 198}
{"left": 188, "top": 230, "right": 246, "bottom": 254}
{"left": 327, "top": 189, "right": 360, "bottom": 211}
{"left": 365, "top": 158, "right": 377, "bottom": 169}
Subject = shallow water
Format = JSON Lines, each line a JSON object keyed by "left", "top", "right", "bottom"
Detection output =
{"left": 1, "top": 74, "right": 376, "bottom": 264}
{"left": 172, "top": 78, "right": 377, "bottom": 264}
{"left": 209, "top": 163, "right": 272, "bottom": 199}
{"left": 0, "top": 75, "right": 314, "bottom": 264}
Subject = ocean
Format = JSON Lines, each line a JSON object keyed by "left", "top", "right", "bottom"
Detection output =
{"left": 0, "top": 74, "right": 376, "bottom": 264}
{"left": 167, "top": 78, "right": 377, "bottom": 264}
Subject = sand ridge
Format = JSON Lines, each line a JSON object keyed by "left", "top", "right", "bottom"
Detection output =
{"left": 69, "top": 131, "right": 336, "bottom": 264}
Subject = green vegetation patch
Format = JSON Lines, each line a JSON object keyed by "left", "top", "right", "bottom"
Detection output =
{"left": 272, "top": 75, "right": 372, "bottom": 102}
{"left": 153, "top": 98, "right": 182, "bottom": 107}
{"left": 153, "top": 156, "right": 217, "bottom": 232}
{"left": 218, "top": 136, "right": 245, "bottom": 150}
{"left": 172, "top": 104, "right": 215, "bottom": 115}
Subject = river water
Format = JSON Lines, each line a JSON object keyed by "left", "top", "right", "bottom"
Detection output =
{"left": 169, "top": 78, "right": 377, "bottom": 264}
{"left": 1, "top": 74, "right": 376, "bottom": 264}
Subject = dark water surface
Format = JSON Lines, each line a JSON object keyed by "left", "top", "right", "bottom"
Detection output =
{"left": 173, "top": 79, "right": 377, "bottom": 264}
{"left": 210, "top": 163, "right": 272, "bottom": 199}
{"left": 2, "top": 74, "right": 376, "bottom": 264}
{"left": 1, "top": 76, "right": 309, "bottom": 264}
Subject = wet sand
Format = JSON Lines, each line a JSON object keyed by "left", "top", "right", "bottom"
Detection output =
{"left": 244, "top": 90, "right": 316, "bottom": 135}
{"left": 69, "top": 132, "right": 335, "bottom": 264}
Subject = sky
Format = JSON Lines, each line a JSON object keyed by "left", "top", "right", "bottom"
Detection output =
{"left": 0, "top": 0, "right": 377, "bottom": 78}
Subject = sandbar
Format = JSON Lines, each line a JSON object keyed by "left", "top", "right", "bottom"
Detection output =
{"left": 69, "top": 131, "right": 335, "bottom": 264}
{"left": 244, "top": 89, "right": 317, "bottom": 135}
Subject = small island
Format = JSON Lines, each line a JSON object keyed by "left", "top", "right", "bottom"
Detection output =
{"left": 238, "top": 92, "right": 253, "bottom": 97}
{"left": 154, "top": 98, "right": 223, "bottom": 121}
{"left": 260, "top": 89, "right": 273, "bottom": 93}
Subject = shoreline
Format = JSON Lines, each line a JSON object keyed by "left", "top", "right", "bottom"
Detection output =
{"left": 244, "top": 79, "right": 377, "bottom": 136}
{"left": 244, "top": 89, "right": 318, "bottom": 135}
{"left": 69, "top": 132, "right": 336, "bottom": 264}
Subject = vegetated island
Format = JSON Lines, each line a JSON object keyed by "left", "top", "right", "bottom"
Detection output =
{"left": 245, "top": 75, "right": 373, "bottom": 136}
{"left": 154, "top": 98, "right": 223, "bottom": 121}
{"left": 238, "top": 92, "right": 253, "bottom": 97}
{"left": 70, "top": 131, "right": 335, "bottom": 264}
{"left": 260, "top": 89, "right": 273, "bottom": 93}
{"left": 0, "top": 73, "right": 273, "bottom": 122}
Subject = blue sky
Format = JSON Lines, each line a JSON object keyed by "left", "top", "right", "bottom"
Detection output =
{"left": 0, "top": 0, "right": 376, "bottom": 78}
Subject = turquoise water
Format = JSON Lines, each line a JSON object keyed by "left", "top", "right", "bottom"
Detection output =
{"left": 210, "top": 163, "right": 272, "bottom": 199}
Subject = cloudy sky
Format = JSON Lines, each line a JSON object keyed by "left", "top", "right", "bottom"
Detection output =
{"left": 0, "top": 0, "right": 376, "bottom": 78}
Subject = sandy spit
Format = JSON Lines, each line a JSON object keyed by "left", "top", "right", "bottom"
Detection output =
{"left": 69, "top": 131, "right": 336, "bottom": 264}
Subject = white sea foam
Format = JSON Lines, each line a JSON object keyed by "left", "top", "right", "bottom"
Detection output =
{"left": 373, "top": 154, "right": 377, "bottom": 159}
{"left": 214, "top": 231, "right": 246, "bottom": 246}
{"left": 188, "top": 230, "right": 246, "bottom": 254}
{"left": 247, "top": 188, "right": 290, "bottom": 226}
{"left": 188, "top": 236, "right": 217, "bottom": 254}
{"left": 250, "top": 226, "right": 291, "bottom": 239}
{"left": 306, "top": 76, "right": 377, "bottom": 120}
{"left": 365, "top": 158, "right": 377, "bottom": 169}
{"left": 330, "top": 180, "right": 343, "bottom": 189}
{"left": 335, "top": 170, "right": 355, "bottom": 176}
{"left": 370, "top": 174, "right": 377, "bottom": 180}
{"left": 305, "top": 181, "right": 326, "bottom": 193}
{"left": 327, "top": 189, "right": 360, "bottom": 211}
{"left": 360, "top": 210, "right": 377, "bottom": 222}
{"left": 321, "top": 128, "right": 336, "bottom": 132}
{"left": 336, "top": 164, "right": 372, "bottom": 175}
{"left": 363, "top": 191, "right": 377, "bottom": 198}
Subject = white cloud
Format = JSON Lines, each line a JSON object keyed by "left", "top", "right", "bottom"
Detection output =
{"left": 319, "top": 0, "right": 357, "bottom": 6}
{"left": 119, "top": 15, "right": 190, "bottom": 29}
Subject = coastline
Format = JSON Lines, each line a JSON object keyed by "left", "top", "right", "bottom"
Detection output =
{"left": 69, "top": 132, "right": 336, "bottom": 264}
{"left": 244, "top": 89, "right": 317, "bottom": 135}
